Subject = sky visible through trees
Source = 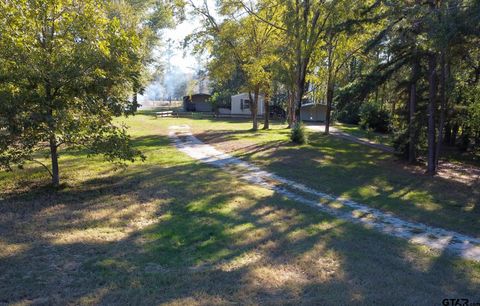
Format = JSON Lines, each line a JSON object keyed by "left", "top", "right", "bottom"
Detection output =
{"left": 1, "top": 0, "right": 480, "bottom": 185}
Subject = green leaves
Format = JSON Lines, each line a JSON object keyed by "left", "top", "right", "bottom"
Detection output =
{"left": 88, "top": 124, "right": 146, "bottom": 166}
{"left": 0, "top": 0, "right": 173, "bottom": 184}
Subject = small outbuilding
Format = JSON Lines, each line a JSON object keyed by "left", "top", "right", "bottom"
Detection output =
{"left": 300, "top": 102, "right": 327, "bottom": 122}
{"left": 231, "top": 93, "right": 265, "bottom": 116}
{"left": 183, "top": 94, "right": 212, "bottom": 112}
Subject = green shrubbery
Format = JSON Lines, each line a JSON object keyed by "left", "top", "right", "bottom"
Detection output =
{"left": 359, "top": 101, "right": 391, "bottom": 133}
{"left": 290, "top": 122, "right": 308, "bottom": 144}
{"left": 337, "top": 103, "right": 361, "bottom": 124}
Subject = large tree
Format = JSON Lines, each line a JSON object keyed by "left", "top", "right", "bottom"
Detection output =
{"left": 0, "top": 0, "right": 171, "bottom": 186}
{"left": 190, "top": 0, "right": 280, "bottom": 130}
{"left": 281, "top": 0, "right": 334, "bottom": 122}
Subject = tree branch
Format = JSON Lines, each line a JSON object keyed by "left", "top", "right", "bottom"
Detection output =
{"left": 234, "top": 0, "right": 288, "bottom": 32}
{"left": 27, "top": 158, "right": 53, "bottom": 178}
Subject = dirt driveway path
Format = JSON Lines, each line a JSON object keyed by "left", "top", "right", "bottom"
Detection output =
{"left": 169, "top": 125, "right": 480, "bottom": 262}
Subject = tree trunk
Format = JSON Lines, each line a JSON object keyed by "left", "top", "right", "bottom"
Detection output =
{"left": 459, "top": 126, "right": 471, "bottom": 151}
{"left": 45, "top": 77, "right": 59, "bottom": 186}
{"left": 263, "top": 92, "right": 270, "bottom": 130}
{"left": 294, "top": 57, "right": 308, "bottom": 123}
{"left": 325, "top": 81, "right": 334, "bottom": 135}
{"left": 49, "top": 135, "right": 60, "bottom": 187}
{"left": 325, "top": 46, "right": 334, "bottom": 135}
{"left": 294, "top": 80, "right": 304, "bottom": 123}
{"left": 427, "top": 53, "right": 437, "bottom": 176}
{"left": 249, "top": 89, "right": 259, "bottom": 131}
{"left": 287, "top": 90, "right": 293, "bottom": 128}
{"left": 451, "top": 124, "right": 458, "bottom": 146}
{"left": 444, "top": 123, "right": 451, "bottom": 144}
{"left": 435, "top": 51, "right": 447, "bottom": 167}
{"left": 408, "top": 59, "right": 419, "bottom": 163}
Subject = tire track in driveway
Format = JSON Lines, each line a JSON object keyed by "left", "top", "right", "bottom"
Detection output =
{"left": 168, "top": 124, "right": 480, "bottom": 261}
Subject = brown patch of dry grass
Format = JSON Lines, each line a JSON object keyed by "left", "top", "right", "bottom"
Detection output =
{"left": 1, "top": 116, "right": 479, "bottom": 305}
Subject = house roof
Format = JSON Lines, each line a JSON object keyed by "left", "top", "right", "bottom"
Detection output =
{"left": 232, "top": 92, "right": 265, "bottom": 98}
{"left": 183, "top": 93, "right": 211, "bottom": 99}
{"left": 302, "top": 102, "right": 327, "bottom": 108}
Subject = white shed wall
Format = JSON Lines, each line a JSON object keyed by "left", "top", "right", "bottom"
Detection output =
{"left": 300, "top": 104, "right": 327, "bottom": 122}
{"left": 231, "top": 93, "right": 265, "bottom": 116}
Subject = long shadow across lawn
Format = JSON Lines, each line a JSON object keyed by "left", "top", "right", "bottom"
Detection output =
{"left": 200, "top": 128, "right": 480, "bottom": 237}
{"left": 1, "top": 134, "right": 479, "bottom": 304}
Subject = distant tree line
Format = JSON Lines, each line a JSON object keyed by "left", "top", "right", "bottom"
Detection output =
{"left": 188, "top": 0, "right": 480, "bottom": 175}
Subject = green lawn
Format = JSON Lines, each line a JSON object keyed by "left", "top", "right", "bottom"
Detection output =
{"left": 334, "top": 122, "right": 480, "bottom": 167}
{"left": 188, "top": 117, "right": 479, "bottom": 236}
{"left": 0, "top": 114, "right": 479, "bottom": 304}
{"left": 334, "top": 122, "right": 394, "bottom": 147}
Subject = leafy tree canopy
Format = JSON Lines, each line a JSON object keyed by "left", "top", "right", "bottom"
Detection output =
{"left": 0, "top": 0, "right": 176, "bottom": 186}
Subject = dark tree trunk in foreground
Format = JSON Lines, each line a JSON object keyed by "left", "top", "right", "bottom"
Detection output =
{"left": 46, "top": 80, "right": 60, "bottom": 187}
{"left": 263, "top": 92, "right": 270, "bottom": 130}
{"left": 287, "top": 90, "right": 295, "bottom": 128}
{"left": 325, "top": 46, "right": 334, "bottom": 135}
{"left": 435, "top": 52, "right": 448, "bottom": 168}
{"left": 49, "top": 135, "right": 60, "bottom": 187}
{"left": 294, "top": 57, "right": 309, "bottom": 123}
{"left": 325, "top": 80, "right": 334, "bottom": 135}
{"left": 408, "top": 60, "right": 419, "bottom": 163}
{"left": 444, "top": 123, "right": 452, "bottom": 144}
{"left": 451, "top": 124, "right": 459, "bottom": 146}
{"left": 427, "top": 53, "right": 438, "bottom": 176}
{"left": 249, "top": 88, "right": 259, "bottom": 131}
{"left": 294, "top": 81, "right": 304, "bottom": 124}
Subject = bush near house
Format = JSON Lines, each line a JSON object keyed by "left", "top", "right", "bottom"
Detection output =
{"left": 291, "top": 122, "right": 308, "bottom": 144}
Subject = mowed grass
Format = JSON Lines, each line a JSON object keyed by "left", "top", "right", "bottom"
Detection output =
{"left": 334, "top": 122, "right": 480, "bottom": 167}
{"left": 191, "top": 117, "right": 480, "bottom": 237}
{"left": 334, "top": 122, "right": 394, "bottom": 147}
{"left": 0, "top": 114, "right": 479, "bottom": 305}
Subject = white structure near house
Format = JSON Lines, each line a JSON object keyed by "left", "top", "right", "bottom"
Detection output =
{"left": 231, "top": 93, "right": 265, "bottom": 116}
{"left": 300, "top": 102, "right": 327, "bottom": 122}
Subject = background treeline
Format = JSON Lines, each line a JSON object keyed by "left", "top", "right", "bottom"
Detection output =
{"left": 189, "top": 0, "right": 480, "bottom": 175}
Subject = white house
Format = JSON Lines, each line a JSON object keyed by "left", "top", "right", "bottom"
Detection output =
{"left": 231, "top": 93, "right": 265, "bottom": 116}
{"left": 300, "top": 102, "right": 327, "bottom": 122}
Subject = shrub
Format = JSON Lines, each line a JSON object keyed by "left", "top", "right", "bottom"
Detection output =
{"left": 291, "top": 122, "right": 307, "bottom": 144}
{"left": 359, "top": 101, "right": 391, "bottom": 133}
{"left": 392, "top": 128, "right": 410, "bottom": 159}
{"left": 337, "top": 105, "right": 361, "bottom": 124}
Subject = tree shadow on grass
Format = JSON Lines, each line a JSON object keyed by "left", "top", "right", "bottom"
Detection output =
{"left": 213, "top": 130, "right": 480, "bottom": 237}
{"left": 1, "top": 134, "right": 479, "bottom": 305}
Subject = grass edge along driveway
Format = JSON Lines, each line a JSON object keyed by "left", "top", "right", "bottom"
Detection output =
{"left": 0, "top": 115, "right": 479, "bottom": 304}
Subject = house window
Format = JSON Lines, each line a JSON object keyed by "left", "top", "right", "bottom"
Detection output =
{"left": 241, "top": 99, "right": 250, "bottom": 110}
